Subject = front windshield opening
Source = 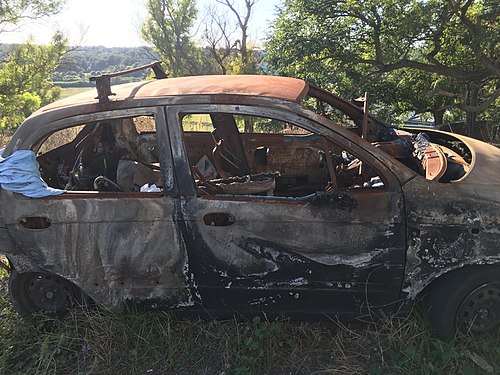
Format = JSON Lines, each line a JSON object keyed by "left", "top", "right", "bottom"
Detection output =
{"left": 305, "top": 87, "right": 471, "bottom": 183}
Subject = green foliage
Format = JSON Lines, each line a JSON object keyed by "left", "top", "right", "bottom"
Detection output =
{"left": 232, "top": 317, "right": 289, "bottom": 375}
{"left": 141, "top": 0, "right": 202, "bottom": 77}
{"left": 0, "top": 32, "right": 67, "bottom": 136}
{"left": 266, "top": 0, "right": 499, "bottom": 136}
{"left": 140, "top": 0, "right": 262, "bottom": 76}
{"left": 226, "top": 50, "right": 260, "bottom": 75}
{"left": 47, "top": 46, "right": 159, "bottom": 87}
{"left": 0, "top": 0, "right": 63, "bottom": 27}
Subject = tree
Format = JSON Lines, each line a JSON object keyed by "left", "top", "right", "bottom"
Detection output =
{"left": 0, "top": 32, "right": 67, "bottom": 136}
{"left": 141, "top": 0, "right": 202, "bottom": 77}
{"left": 266, "top": 0, "right": 499, "bottom": 136}
{"left": 0, "top": 0, "right": 63, "bottom": 32}
{"left": 201, "top": 4, "right": 236, "bottom": 75}
{"left": 0, "top": 0, "right": 67, "bottom": 140}
{"left": 212, "top": 0, "right": 260, "bottom": 132}
{"left": 216, "top": 0, "right": 259, "bottom": 75}
{"left": 140, "top": 0, "right": 262, "bottom": 79}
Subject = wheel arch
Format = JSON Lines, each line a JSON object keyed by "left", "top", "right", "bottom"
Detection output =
{"left": 5, "top": 254, "right": 41, "bottom": 273}
{"left": 416, "top": 262, "right": 500, "bottom": 301}
{"left": 9, "top": 268, "right": 92, "bottom": 316}
{"left": 416, "top": 262, "right": 500, "bottom": 340}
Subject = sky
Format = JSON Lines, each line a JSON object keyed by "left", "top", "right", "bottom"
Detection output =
{"left": 0, "top": 0, "right": 282, "bottom": 47}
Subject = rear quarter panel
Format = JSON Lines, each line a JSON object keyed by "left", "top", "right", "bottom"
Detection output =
{"left": 401, "top": 134, "right": 500, "bottom": 300}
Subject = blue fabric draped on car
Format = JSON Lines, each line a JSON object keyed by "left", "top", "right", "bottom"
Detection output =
{"left": 0, "top": 149, "right": 65, "bottom": 198}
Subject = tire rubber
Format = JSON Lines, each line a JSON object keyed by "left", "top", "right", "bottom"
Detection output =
{"left": 9, "top": 270, "right": 85, "bottom": 317}
{"left": 426, "top": 265, "right": 500, "bottom": 341}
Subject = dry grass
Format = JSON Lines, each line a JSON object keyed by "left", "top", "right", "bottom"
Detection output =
{"left": 183, "top": 114, "right": 213, "bottom": 132}
{"left": 0, "top": 265, "right": 498, "bottom": 375}
{"left": 0, "top": 134, "right": 11, "bottom": 149}
{"left": 59, "top": 87, "right": 93, "bottom": 100}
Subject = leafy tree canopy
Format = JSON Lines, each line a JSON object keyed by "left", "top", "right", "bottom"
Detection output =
{"left": 266, "top": 0, "right": 499, "bottom": 134}
{"left": 141, "top": 0, "right": 262, "bottom": 77}
{"left": 0, "top": 0, "right": 66, "bottom": 140}
{"left": 0, "top": 0, "right": 63, "bottom": 28}
{"left": 0, "top": 32, "right": 67, "bottom": 136}
{"left": 141, "top": 0, "right": 202, "bottom": 77}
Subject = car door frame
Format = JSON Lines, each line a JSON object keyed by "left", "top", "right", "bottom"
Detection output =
{"left": 166, "top": 101, "right": 408, "bottom": 318}
{"left": 2, "top": 106, "right": 196, "bottom": 310}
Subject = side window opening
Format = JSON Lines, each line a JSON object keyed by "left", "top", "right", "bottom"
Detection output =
{"left": 36, "top": 115, "right": 163, "bottom": 193}
{"left": 181, "top": 112, "right": 385, "bottom": 198}
{"left": 37, "top": 125, "right": 85, "bottom": 155}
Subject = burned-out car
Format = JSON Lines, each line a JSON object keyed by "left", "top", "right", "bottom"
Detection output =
{"left": 0, "top": 63, "right": 498, "bottom": 340}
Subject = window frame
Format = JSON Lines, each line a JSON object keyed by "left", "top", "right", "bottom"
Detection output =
{"left": 167, "top": 103, "right": 401, "bottom": 198}
{"left": 30, "top": 106, "right": 177, "bottom": 195}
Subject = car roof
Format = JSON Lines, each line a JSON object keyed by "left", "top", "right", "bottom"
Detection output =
{"left": 40, "top": 75, "right": 310, "bottom": 113}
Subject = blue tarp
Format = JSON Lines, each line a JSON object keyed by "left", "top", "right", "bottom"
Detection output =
{"left": 0, "top": 149, "right": 65, "bottom": 198}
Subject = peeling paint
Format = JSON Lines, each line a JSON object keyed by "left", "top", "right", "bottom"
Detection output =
{"left": 401, "top": 172, "right": 500, "bottom": 302}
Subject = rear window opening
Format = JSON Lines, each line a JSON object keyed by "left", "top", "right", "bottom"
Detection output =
{"left": 35, "top": 115, "right": 163, "bottom": 193}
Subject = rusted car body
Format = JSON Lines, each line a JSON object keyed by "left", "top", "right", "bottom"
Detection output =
{"left": 0, "top": 69, "right": 498, "bottom": 340}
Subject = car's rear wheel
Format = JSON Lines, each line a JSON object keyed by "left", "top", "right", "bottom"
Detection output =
{"left": 9, "top": 270, "right": 85, "bottom": 317}
{"left": 426, "top": 266, "right": 500, "bottom": 341}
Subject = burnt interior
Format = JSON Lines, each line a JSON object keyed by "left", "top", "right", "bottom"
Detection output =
{"left": 34, "top": 108, "right": 472, "bottom": 195}
{"left": 181, "top": 112, "right": 473, "bottom": 197}
{"left": 183, "top": 121, "right": 383, "bottom": 197}
{"left": 306, "top": 87, "right": 472, "bottom": 184}
{"left": 37, "top": 116, "right": 161, "bottom": 192}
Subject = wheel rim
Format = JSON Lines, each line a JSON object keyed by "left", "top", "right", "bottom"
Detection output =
{"left": 27, "top": 273, "right": 76, "bottom": 313}
{"left": 456, "top": 282, "right": 500, "bottom": 334}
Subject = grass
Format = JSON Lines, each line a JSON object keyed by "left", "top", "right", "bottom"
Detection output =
{"left": 0, "top": 268, "right": 498, "bottom": 375}
{"left": 59, "top": 87, "right": 94, "bottom": 100}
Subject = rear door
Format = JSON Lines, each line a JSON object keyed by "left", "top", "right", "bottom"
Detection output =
{"left": 167, "top": 104, "right": 406, "bottom": 318}
{"left": 2, "top": 107, "right": 193, "bottom": 309}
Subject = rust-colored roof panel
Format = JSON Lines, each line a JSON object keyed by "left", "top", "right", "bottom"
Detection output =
{"left": 137, "top": 75, "right": 309, "bottom": 101}
{"left": 41, "top": 75, "right": 309, "bottom": 112}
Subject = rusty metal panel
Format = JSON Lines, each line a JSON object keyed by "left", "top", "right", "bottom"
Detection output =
{"left": 1, "top": 190, "right": 193, "bottom": 309}
{"left": 35, "top": 75, "right": 309, "bottom": 115}
{"left": 179, "top": 187, "right": 406, "bottom": 313}
{"left": 401, "top": 176, "right": 500, "bottom": 300}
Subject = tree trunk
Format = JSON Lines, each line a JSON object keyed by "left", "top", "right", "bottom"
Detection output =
{"left": 241, "top": 27, "right": 247, "bottom": 63}
{"left": 465, "top": 84, "right": 478, "bottom": 137}
{"left": 433, "top": 109, "right": 445, "bottom": 126}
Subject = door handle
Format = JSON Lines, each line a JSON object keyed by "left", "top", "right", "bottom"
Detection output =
{"left": 19, "top": 217, "right": 51, "bottom": 229}
{"left": 203, "top": 213, "right": 235, "bottom": 226}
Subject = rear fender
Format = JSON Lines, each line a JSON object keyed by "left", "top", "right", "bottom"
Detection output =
{"left": 0, "top": 226, "right": 15, "bottom": 251}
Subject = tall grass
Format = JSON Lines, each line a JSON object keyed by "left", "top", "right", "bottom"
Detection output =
{"left": 0, "top": 268, "right": 498, "bottom": 374}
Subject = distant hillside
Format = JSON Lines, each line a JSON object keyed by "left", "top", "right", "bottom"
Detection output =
{"left": 0, "top": 44, "right": 160, "bottom": 87}
{"left": 55, "top": 45, "right": 160, "bottom": 86}
{"left": 1, "top": 44, "right": 267, "bottom": 88}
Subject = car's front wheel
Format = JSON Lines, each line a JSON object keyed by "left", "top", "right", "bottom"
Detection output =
{"left": 9, "top": 270, "right": 86, "bottom": 317}
{"left": 426, "top": 265, "right": 500, "bottom": 341}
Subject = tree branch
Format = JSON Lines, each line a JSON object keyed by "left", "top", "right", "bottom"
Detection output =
{"left": 359, "top": 58, "right": 490, "bottom": 81}
{"left": 459, "top": 0, "right": 500, "bottom": 77}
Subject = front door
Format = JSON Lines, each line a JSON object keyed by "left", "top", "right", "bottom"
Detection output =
{"left": 168, "top": 104, "right": 406, "bottom": 318}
